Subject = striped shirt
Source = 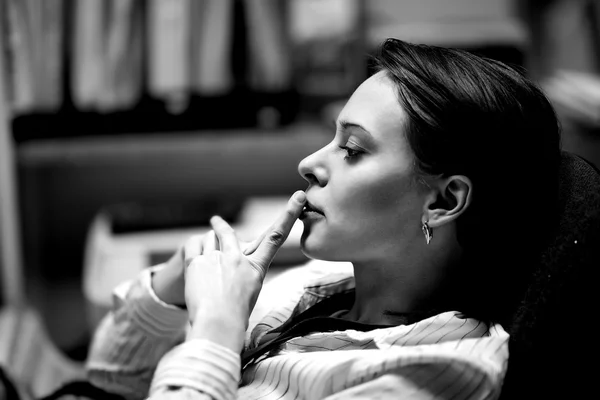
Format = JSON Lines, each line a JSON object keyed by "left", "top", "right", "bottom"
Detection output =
{"left": 86, "top": 261, "right": 509, "bottom": 400}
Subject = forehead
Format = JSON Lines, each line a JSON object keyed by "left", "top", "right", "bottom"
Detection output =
{"left": 338, "top": 71, "right": 406, "bottom": 141}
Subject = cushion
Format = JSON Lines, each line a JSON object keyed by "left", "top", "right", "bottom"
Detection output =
{"left": 500, "top": 151, "right": 600, "bottom": 399}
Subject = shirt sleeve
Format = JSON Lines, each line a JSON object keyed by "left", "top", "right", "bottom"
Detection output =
{"left": 84, "top": 262, "right": 316, "bottom": 400}
{"left": 85, "top": 265, "right": 189, "bottom": 400}
{"left": 148, "top": 339, "right": 241, "bottom": 400}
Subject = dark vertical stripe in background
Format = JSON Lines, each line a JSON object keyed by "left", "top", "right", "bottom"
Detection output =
{"left": 231, "top": 0, "right": 248, "bottom": 87}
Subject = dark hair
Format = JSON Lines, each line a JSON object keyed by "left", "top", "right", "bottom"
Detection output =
{"left": 373, "top": 39, "right": 562, "bottom": 323}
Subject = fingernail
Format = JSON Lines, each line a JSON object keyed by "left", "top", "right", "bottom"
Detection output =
{"left": 293, "top": 191, "right": 306, "bottom": 203}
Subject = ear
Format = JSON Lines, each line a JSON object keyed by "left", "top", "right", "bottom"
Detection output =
{"left": 422, "top": 175, "right": 472, "bottom": 228}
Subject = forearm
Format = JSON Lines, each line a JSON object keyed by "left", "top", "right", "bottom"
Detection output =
{"left": 147, "top": 279, "right": 249, "bottom": 400}
{"left": 152, "top": 250, "right": 187, "bottom": 307}
{"left": 86, "top": 267, "right": 189, "bottom": 400}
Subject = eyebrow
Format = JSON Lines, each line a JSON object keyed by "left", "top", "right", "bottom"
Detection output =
{"left": 337, "top": 119, "right": 374, "bottom": 139}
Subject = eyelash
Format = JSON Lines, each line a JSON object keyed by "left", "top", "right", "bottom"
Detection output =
{"left": 339, "top": 145, "right": 363, "bottom": 160}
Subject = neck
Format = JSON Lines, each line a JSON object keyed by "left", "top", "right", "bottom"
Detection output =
{"left": 343, "top": 242, "right": 460, "bottom": 325}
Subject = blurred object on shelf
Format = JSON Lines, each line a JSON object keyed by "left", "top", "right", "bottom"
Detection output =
{"left": 289, "top": 0, "right": 366, "bottom": 109}
{"left": 190, "top": 0, "right": 234, "bottom": 96}
{"left": 2, "top": 0, "right": 64, "bottom": 115}
{"left": 542, "top": 69, "right": 600, "bottom": 169}
{"left": 246, "top": 0, "right": 293, "bottom": 93}
{"left": 517, "top": 0, "right": 600, "bottom": 167}
{"left": 365, "top": 0, "right": 527, "bottom": 48}
{"left": 71, "top": 0, "right": 105, "bottom": 111}
{"left": 147, "top": 0, "right": 192, "bottom": 113}
{"left": 5, "top": 0, "right": 298, "bottom": 142}
{"left": 519, "top": 0, "right": 600, "bottom": 81}
{"left": 543, "top": 70, "right": 600, "bottom": 129}
{"left": 146, "top": 0, "right": 295, "bottom": 115}
{"left": 72, "top": 0, "right": 144, "bottom": 112}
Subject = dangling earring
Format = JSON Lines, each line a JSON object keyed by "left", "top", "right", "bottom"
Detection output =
{"left": 421, "top": 221, "right": 433, "bottom": 245}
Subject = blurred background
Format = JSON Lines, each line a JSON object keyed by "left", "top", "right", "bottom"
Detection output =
{"left": 1, "top": 0, "right": 599, "bottom": 393}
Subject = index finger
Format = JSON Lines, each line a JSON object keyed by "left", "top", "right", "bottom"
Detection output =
{"left": 249, "top": 190, "right": 306, "bottom": 264}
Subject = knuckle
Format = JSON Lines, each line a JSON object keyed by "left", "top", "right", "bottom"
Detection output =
{"left": 248, "top": 260, "right": 267, "bottom": 280}
{"left": 227, "top": 251, "right": 240, "bottom": 263}
{"left": 267, "top": 230, "right": 286, "bottom": 246}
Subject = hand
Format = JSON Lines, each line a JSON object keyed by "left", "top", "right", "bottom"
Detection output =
{"left": 185, "top": 190, "right": 306, "bottom": 352}
{"left": 152, "top": 230, "right": 247, "bottom": 307}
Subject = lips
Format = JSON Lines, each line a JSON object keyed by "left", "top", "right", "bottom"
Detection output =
{"left": 304, "top": 200, "right": 323, "bottom": 214}
{"left": 301, "top": 200, "right": 324, "bottom": 218}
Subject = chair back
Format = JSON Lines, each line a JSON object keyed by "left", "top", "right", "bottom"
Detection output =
{"left": 500, "top": 151, "right": 600, "bottom": 399}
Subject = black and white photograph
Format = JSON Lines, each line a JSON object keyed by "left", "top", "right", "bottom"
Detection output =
{"left": 1, "top": 1, "right": 598, "bottom": 399}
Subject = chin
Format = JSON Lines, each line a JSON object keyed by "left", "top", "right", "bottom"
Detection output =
{"left": 300, "top": 232, "right": 347, "bottom": 262}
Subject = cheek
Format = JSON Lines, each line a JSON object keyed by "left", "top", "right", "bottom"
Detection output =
{"left": 329, "top": 172, "right": 418, "bottom": 246}
{"left": 341, "top": 172, "right": 410, "bottom": 220}
{"left": 301, "top": 165, "right": 421, "bottom": 260}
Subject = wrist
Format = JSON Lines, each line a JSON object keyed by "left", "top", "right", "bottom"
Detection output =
{"left": 190, "top": 309, "right": 247, "bottom": 353}
{"left": 151, "top": 266, "right": 186, "bottom": 307}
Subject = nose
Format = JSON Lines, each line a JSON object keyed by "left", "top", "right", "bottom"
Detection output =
{"left": 298, "top": 145, "right": 329, "bottom": 187}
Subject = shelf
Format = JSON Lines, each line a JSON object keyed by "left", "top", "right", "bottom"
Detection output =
{"left": 17, "top": 121, "right": 330, "bottom": 167}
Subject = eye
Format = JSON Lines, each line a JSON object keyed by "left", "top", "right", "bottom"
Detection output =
{"left": 339, "top": 145, "right": 363, "bottom": 160}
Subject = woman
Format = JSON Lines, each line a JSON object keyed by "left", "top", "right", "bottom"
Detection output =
{"left": 85, "top": 39, "right": 561, "bottom": 400}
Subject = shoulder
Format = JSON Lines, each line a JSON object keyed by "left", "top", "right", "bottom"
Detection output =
{"left": 377, "top": 311, "right": 506, "bottom": 348}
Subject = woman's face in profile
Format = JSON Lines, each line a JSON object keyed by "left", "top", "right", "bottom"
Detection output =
{"left": 298, "top": 72, "right": 428, "bottom": 262}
